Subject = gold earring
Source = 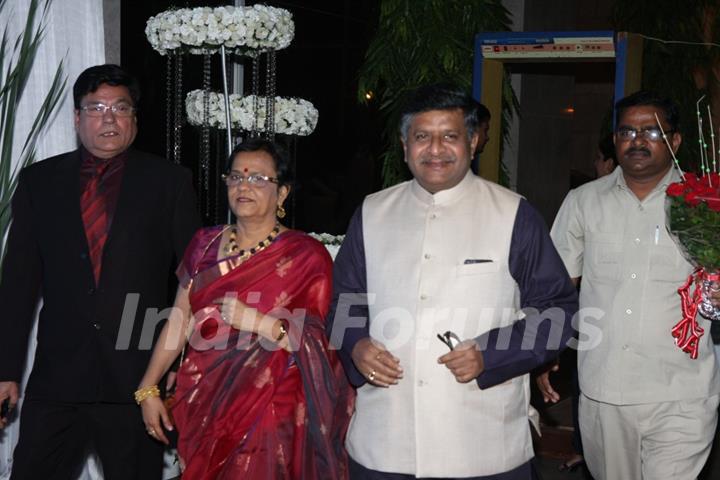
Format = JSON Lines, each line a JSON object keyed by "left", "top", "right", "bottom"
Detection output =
{"left": 276, "top": 205, "right": 286, "bottom": 219}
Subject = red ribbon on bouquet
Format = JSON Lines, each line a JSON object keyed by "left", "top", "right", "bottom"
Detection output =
{"left": 671, "top": 268, "right": 720, "bottom": 359}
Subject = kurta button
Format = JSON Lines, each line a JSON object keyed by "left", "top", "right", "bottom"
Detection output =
{"left": 631, "top": 273, "right": 637, "bottom": 279}
{"left": 93, "top": 323, "right": 101, "bottom": 330}
{"left": 622, "top": 344, "right": 629, "bottom": 351}
{"left": 88, "top": 287, "right": 95, "bottom": 295}
{"left": 417, "top": 380, "right": 425, "bottom": 386}
{"left": 430, "top": 214, "right": 437, "bottom": 219}
{"left": 634, "top": 238, "right": 641, "bottom": 244}
{"left": 420, "top": 294, "right": 428, "bottom": 300}
{"left": 424, "top": 253, "right": 431, "bottom": 259}
{"left": 626, "top": 309, "right": 632, "bottom": 315}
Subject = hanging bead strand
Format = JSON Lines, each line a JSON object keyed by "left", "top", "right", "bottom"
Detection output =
{"left": 173, "top": 53, "right": 183, "bottom": 165}
{"left": 265, "top": 51, "right": 276, "bottom": 138}
{"left": 251, "top": 54, "right": 260, "bottom": 137}
{"left": 202, "top": 53, "right": 212, "bottom": 217}
{"left": 165, "top": 56, "right": 174, "bottom": 163}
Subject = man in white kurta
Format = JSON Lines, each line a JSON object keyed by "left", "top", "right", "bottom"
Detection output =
{"left": 328, "top": 84, "right": 578, "bottom": 479}
{"left": 551, "top": 91, "right": 720, "bottom": 480}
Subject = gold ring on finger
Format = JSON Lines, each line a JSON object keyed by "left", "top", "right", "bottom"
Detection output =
{"left": 368, "top": 370, "right": 376, "bottom": 382}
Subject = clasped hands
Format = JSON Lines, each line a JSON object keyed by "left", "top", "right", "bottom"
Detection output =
{"left": 213, "top": 296, "right": 291, "bottom": 351}
{"left": 351, "top": 336, "right": 484, "bottom": 387}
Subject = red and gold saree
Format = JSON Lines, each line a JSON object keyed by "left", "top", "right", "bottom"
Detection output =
{"left": 173, "top": 227, "right": 352, "bottom": 479}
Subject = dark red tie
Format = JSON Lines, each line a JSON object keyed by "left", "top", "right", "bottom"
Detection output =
{"left": 81, "top": 161, "right": 113, "bottom": 284}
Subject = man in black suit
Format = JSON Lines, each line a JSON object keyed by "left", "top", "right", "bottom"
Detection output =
{"left": 0, "top": 64, "right": 201, "bottom": 479}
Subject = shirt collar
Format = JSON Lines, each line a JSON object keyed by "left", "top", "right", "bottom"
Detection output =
{"left": 660, "top": 166, "right": 683, "bottom": 187}
{"left": 614, "top": 164, "right": 680, "bottom": 194}
{"left": 410, "top": 170, "right": 475, "bottom": 206}
{"left": 80, "top": 146, "right": 128, "bottom": 168}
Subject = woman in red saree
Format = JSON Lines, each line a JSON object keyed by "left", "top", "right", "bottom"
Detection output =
{"left": 136, "top": 139, "right": 352, "bottom": 479}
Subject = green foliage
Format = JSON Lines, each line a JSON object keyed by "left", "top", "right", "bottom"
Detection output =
{"left": 0, "top": 0, "right": 67, "bottom": 271}
{"left": 611, "top": 1, "right": 720, "bottom": 171}
{"left": 668, "top": 198, "right": 720, "bottom": 271}
{"left": 358, "top": 0, "right": 515, "bottom": 187}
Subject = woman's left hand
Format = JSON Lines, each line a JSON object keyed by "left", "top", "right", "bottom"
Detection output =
{"left": 140, "top": 396, "right": 173, "bottom": 445}
{"left": 215, "top": 296, "right": 255, "bottom": 330}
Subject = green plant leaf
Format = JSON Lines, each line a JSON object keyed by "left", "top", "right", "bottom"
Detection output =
{"left": 358, "top": 0, "right": 515, "bottom": 187}
{"left": 0, "top": 0, "right": 66, "bottom": 274}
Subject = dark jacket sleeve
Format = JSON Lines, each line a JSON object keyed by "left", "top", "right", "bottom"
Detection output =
{"left": 0, "top": 171, "right": 42, "bottom": 382}
{"left": 476, "top": 199, "right": 578, "bottom": 389}
{"left": 326, "top": 206, "right": 370, "bottom": 387}
{"left": 170, "top": 168, "right": 202, "bottom": 262}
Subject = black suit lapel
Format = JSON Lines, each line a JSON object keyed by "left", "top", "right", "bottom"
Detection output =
{"left": 52, "top": 151, "right": 93, "bottom": 259}
{"left": 100, "top": 152, "right": 144, "bottom": 269}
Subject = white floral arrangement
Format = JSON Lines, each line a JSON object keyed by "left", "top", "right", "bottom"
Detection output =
{"left": 145, "top": 5, "right": 294, "bottom": 55}
{"left": 186, "top": 90, "right": 319, "bottom": 136}
{"left": 308, "top": 233, "right": 345, "bottom": 260}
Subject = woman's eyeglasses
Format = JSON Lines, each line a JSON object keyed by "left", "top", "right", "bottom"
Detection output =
{"left": 221, "top": 173, "right": 279, "bottom": 188}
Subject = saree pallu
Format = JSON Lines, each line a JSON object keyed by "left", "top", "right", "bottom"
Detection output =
{"left": 173, "top": 228, "right": 353, "bottom": 479}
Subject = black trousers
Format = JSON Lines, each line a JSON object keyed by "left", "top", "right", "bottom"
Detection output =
{"left": 10, "top": 400, "right": 164, "bottom": 480}
{"left": 349, "top": 456, "right": 541, "bottom": 480}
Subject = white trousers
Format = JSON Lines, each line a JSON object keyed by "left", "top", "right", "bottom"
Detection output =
{"left": 580, "top": 393, "right": 719, "bottom": 480}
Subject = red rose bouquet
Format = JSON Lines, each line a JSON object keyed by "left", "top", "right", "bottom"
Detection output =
{"left": 657, "top": 101, "right": 720, "bottom": 359}
{"left": 666, "top": 173, "right": 720, "bottom": 358}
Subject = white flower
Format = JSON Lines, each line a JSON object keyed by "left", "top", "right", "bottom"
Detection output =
{"left": 185, "top": 90, "right": 318, "bottom": 136}
{"left": 146, "top": 5, "right": 294, "bottom": 55}
{"left": 307, "top": 232, "right": 346, "bottom": 247}
{"left": 306, "top": 233, "right": 343, "bottom": 259}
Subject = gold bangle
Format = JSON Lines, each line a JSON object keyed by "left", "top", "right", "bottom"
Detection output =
{"left": 134, "top": 385, "right": 160, "bottom": 405}
{"left": 275, "top": 322, "right": 287, "bottom": 342}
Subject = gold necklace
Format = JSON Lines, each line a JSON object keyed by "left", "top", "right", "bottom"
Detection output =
{"left": 224, "top": 223, "right": 281, "bottom": 260}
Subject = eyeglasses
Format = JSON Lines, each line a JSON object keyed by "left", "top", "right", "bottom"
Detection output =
{"left": 221, "top": 172, "right": 279, "bottom": 188}
{"left": 79, "top": 102, "right": 136, "bottom": 117}
{"left": 437, "top": 331, "right": 461, "bottom": 351}
{"left": 615, "top": 127, "right": 673, "bottom": 142}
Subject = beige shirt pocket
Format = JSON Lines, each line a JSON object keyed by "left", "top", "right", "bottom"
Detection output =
{"left": 585, "top": 232, "right": 622, "bottom": 283}
{"left": 649, "top": 245, "right": 689, "bottom": 284}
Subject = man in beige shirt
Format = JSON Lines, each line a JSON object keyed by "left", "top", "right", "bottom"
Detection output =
{"left": 551, "top": 91, "right": 720, "bottom": 480}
